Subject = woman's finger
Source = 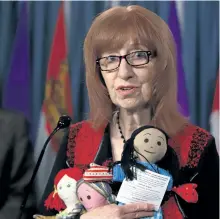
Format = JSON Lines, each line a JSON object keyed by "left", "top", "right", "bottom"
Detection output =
{"left": 120, "top": 202, "right": 154, "bottom": 214}
{"left": 122, "top": 211, "right": 155, "bottom": 219}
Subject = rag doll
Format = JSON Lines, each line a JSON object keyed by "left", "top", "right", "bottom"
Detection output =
{"left": 76, "top": 163, "right": 116, "bottom": 212}
{"left": 33, "top": 167, "right": 83, "bottom": 219}
{"left": 113, "top": 125, "right": 180, "bottom": 219}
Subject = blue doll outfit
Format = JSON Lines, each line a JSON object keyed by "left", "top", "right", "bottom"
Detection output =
{"left": 113, "top": 161, "right": 173, "bottom": 219}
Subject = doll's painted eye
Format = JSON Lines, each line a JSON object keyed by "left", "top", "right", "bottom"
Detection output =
{"left": 67, "top": 184, "right": 71, "bottom": 187}
{"left": 144, "top": 138, "right": 149, "bottom": 143}
{"left": 59, "top": 186, "right": 62, "bottom": 190}
{"left": 87, "top": 195, "right": 91, "bottom": 200}
{"left": 157, "top": 141, "right": 161, "bottom": 146}
{"left": 80, "top": 197, "right": 83, "bottom": 201}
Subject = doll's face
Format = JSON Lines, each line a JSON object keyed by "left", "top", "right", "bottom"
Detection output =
{"left": 133, "top": 128, "right": 167, "bottom": 163}
{"left": 57, "top": 175, "right": 78, "bottom": 204}
{"left": 77, "top": 183, "right": 108, "bottom": 211}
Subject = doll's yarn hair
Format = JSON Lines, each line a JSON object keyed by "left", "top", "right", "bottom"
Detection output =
{"left": 120, "top": 137, "right": 147, "bottom": 180}
{"left": 44, "top": 167, "right": 83, "bottom": 211}
{"left": 44, "top": 189, "right": 66, "bottom": 211}
{"left": 76, "top": 179, "right": 116, "bottom": 204}
{"left": 121, "top": 125, "right": 179, "bottom": 181}
{"left": 54, "top": 167, "right": 83, "bottom": 186}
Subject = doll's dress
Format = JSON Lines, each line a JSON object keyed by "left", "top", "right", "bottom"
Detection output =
{"left": 112, "top": 161, "right": 173, "bottom": 219}
{"left": 56, "top": 203, "right": 83, "bottom": 219}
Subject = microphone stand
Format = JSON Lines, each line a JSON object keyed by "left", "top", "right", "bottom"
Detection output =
{"left": 17, "top": 115, "right": 71, "bottom": 219}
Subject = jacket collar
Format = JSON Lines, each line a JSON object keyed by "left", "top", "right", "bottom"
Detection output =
{"left": 93, "top": 124, "right": 112, "bottom": 165}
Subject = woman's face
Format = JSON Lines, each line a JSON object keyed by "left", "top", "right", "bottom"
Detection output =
{"left": 100, "top": 41, "right": 155, "bottom": 111}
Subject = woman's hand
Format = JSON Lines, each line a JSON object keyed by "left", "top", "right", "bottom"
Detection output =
{"left": 80, "top": 203, "right": 155, "bottom": 219}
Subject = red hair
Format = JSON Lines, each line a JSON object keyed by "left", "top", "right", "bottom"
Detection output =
{"left": 44, "top": 167, "right": 83, "bottom": 211}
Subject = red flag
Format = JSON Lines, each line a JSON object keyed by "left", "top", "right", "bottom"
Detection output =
{"left": 43, "top": 2, "right": 73, "bottom": 151}
{"left": 35, "top": 3, "right": 73, "bottom": 201}
{"left": 210, "top": 72, "right": 219, "bottom": 153}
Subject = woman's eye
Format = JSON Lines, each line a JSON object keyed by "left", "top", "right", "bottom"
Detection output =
{"left": 80, "top": 197, "right": 83, "bottom": 201}
{"left": 87, "top": 195, "right": 91, "bottom": 200}
{"left": 157, "top": 141, "right": 161, "bottom": 146}
{"left": 144, "top": 138, "right": 149, "bottom": 143}
{"left": 134, "top": 51, "right": 146, "bottom": 58}
{"left": 106, "top": 56, "right": 117, "bottom": 63}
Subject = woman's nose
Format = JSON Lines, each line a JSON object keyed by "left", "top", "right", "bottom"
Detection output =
{"left": 117, "top": 58, "right": 134, "bottom": 80}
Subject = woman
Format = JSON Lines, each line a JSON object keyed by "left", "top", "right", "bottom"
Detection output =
{"left": 39, "top": 5, "right": 219, "bottom": 219}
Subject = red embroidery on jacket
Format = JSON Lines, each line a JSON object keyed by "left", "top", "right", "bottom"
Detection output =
{"left": 187, "top": 127, "right": 211, "bottom": 168}
{"left": 169, "top": 124, "right": 211, "bottom": 168}
{"left": 67, "top": 121, "right": 104, "bottom": 172}
{"left": 66, "top": 123, "right": 82, "bottom": 167}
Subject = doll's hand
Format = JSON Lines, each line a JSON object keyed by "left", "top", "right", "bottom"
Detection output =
{"left": 80, "top": 203, "right": 154, "bottom": 219}
{"left": 33, "top": 215, "right": 56, "bottom": 219}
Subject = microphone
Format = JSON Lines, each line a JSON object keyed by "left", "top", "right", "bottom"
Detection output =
{"left": 17, "top": 115, "right": 72, "bottom": 219}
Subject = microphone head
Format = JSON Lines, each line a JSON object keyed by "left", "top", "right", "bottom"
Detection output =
{"left": 56, "top": 115, "right": 72, "bottom": 129}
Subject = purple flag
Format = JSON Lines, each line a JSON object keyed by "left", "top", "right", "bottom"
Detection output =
{"left": 168, "top": 1, "right": 189, "bottom": 117}
{"left": 2, "top": 2, "right": 30, "bottom": 120}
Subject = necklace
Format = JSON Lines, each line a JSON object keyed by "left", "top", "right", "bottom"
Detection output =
{"left": 117, "top": 111, "right": 126, "bottom": 143}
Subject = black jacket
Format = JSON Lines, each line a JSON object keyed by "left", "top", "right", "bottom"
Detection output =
{"left": 39, "top": 122, "right": 219, "bottom": 219}
{"left": 0, "top": 109, "right": 36, "bottom": 219}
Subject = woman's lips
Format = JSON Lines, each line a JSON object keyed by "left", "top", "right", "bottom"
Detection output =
{"left": 116, "top": 86, "right": 138, "bottom": 96}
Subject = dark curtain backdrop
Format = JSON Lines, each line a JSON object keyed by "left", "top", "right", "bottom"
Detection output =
{"left": 0, "top": 1, "right": 219, "bottom": 143}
